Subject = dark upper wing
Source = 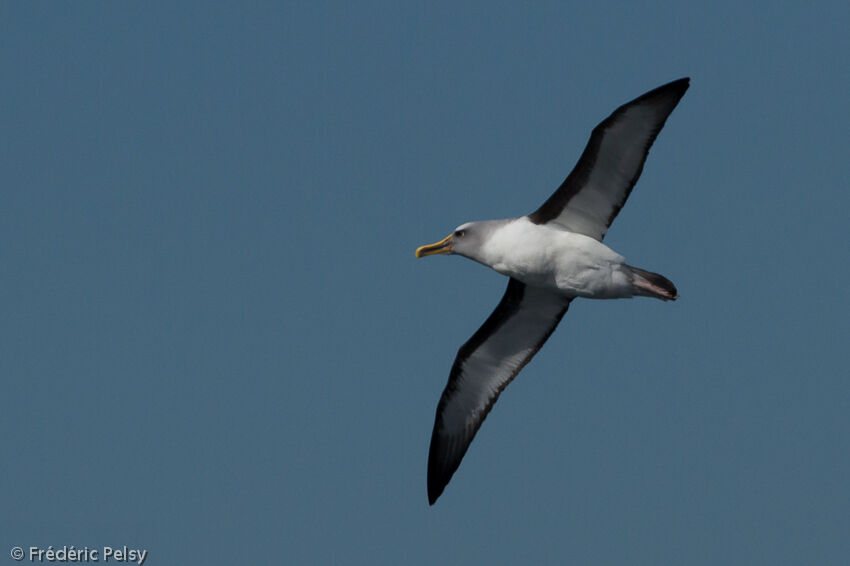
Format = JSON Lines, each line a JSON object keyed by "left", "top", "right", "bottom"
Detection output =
{"left": 528, "top": 78, "right": 689, "bottom": 241}
{"left": 427, "top": 278, "right": 571, "bottom": 504}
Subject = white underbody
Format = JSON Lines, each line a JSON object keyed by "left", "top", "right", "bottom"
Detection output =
{"left": 477, "top": 217, "right": 634, "bottom": 299}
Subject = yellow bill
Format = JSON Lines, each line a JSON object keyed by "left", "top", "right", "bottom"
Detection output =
{"left": 415, "top": 233, "right": 453, "bottom": 258}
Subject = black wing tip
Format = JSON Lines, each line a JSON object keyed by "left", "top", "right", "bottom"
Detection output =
{"left": 427, "top": 463, "right": 449, "bottom": 505}
{"left": 668, "top": 77, "right": 690, "bottom": 96}
{"left": 640, "top": 77, "right": 690, "bottom": 104}
{"left": 427, "top": 434, "right": 456, "bottom": 505}
{"left": 659, "top": 76, "right": 690, "bottom": 91}
{"left": 586, "top": 77, "right": 689, "bottom": 141}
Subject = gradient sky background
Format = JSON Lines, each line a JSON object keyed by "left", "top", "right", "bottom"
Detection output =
{"left": 2, "top": 2, "right": 848, "bottom": 565}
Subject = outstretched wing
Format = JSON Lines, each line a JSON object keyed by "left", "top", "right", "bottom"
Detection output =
{"left": 528, "top": 77, "right": 689, "bottom": 241}
{"left": 427, "top": 278, "right": 571, "bottom": 504}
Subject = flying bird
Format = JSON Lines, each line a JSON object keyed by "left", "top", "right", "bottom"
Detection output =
{"left": 416, "top": 78, "right": 689, "bottom": 504}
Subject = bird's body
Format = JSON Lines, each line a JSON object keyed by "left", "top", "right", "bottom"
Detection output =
{"left": 416, "top": 78, "right": 690, "bottom": 504}
{"left": 474, "top": 217, "right": 634, "bottom": 298}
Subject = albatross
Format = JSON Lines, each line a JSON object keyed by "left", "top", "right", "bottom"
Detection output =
{"left": 416, "top": 77, "right": 689, "bottom": 504}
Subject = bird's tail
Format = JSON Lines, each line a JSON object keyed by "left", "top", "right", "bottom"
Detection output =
{"left": 627, "top": 265, "right": 678, "bottom": 301}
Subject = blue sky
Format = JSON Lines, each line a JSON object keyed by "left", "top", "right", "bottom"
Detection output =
{"left": 2, "top": 2, "right": 848, "bottom": 565}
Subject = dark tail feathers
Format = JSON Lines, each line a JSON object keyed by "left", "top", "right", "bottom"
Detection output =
{"left": 627, "top": 266, "right": 678, "bottom": 301}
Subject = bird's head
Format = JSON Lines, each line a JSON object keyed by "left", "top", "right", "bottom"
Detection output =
{"left": 415, "top": 220, "right": 502, "bottom": 262}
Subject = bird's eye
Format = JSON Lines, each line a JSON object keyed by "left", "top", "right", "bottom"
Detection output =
{"left": 454, "top": 230, "right": 465, "bottom": 238}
